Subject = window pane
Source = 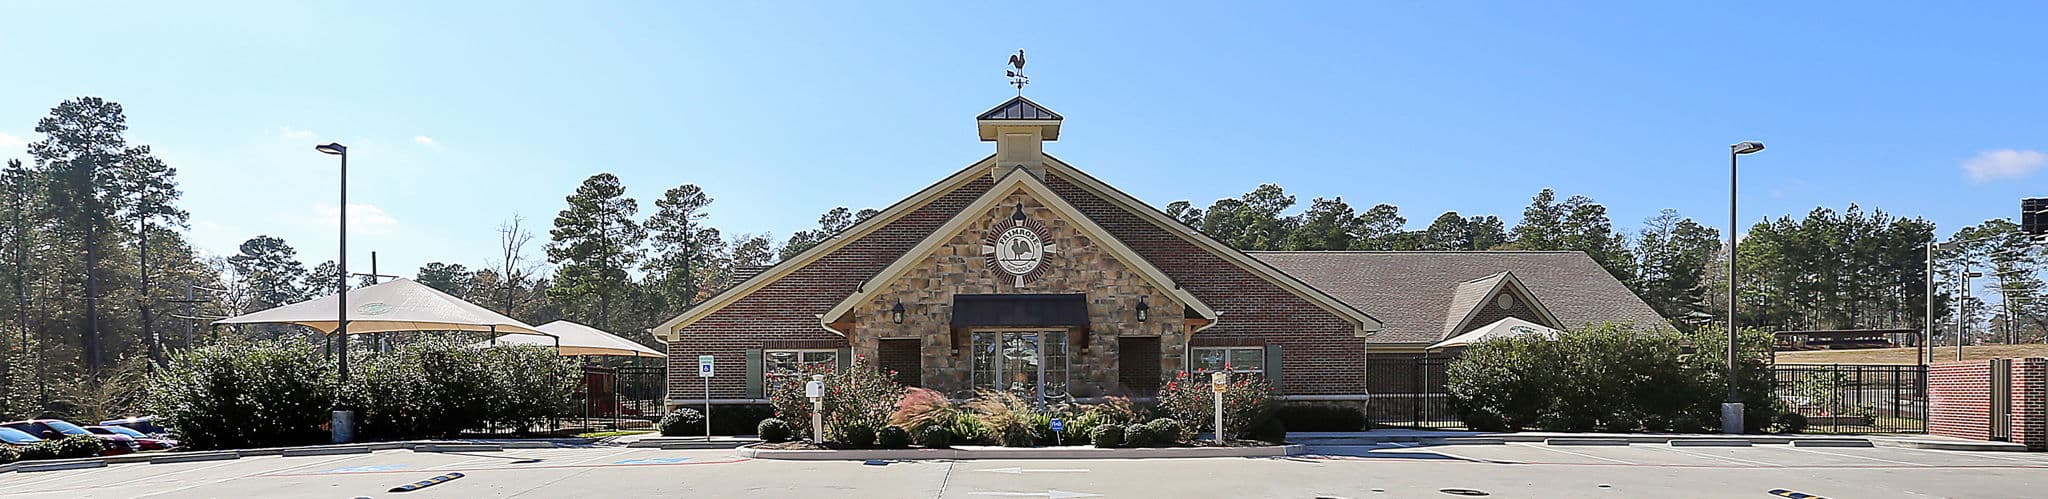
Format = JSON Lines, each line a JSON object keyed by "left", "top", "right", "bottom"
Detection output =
{"left": 802, "top": 351, "right": 836, "bottom": 367}
{"left": 1192, "top": 348, "right": 1226, "bottom": 372}
{"left": 972, "top": 332, "right": 998, "bottom": 391}
{"left": 1229, "top": 348, "right": 1264, "bottom": 372}
{"left": 766, "top": 351, "right": 800, "bottom": 375}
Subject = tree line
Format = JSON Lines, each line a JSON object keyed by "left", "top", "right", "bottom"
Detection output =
{"left": 2, "top": 96, "right": 2043, "bottom": 420}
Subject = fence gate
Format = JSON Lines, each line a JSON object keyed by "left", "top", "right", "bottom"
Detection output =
{"left": 1368, "top": 357, "right": 1459, "bottom": 429}
{"left": 1772, "top": 364, "right": 1927, "bottom": 434}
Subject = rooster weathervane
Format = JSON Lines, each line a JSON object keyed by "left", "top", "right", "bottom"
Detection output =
{"left": 1006, "top": 49, "right": 1029, "bottom": 95}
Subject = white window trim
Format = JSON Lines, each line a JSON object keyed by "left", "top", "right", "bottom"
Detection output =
{"left": 1189, "top": 346, "right": 1265, "bottom": 375}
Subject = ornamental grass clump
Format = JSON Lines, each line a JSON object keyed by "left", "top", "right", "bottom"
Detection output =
{"left": 888, "top": 387, "right": 958, "bottom": 437}
{"left": 963, "top": 390, "right": 1042, "bottom": 447}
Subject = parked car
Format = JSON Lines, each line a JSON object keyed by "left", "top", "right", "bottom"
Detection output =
{"left": 0, "top": 419, "right": 136, "bottom": 456}
{"left": 85, "top": 425, "right": 177, "bottom": 451}
{"left": 0, "top": 427, "right": 43, "bottom": 448}
{"left": 97, "top": 416, "right": 171, "bottom": 437}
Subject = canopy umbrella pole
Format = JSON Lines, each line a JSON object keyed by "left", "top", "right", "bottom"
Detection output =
{"left": 490, "top": 325, "right": 497, "bottom": 345}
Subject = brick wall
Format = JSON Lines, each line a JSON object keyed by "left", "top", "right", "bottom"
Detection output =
{"left": 2014, "top": 358, "right": 2047, "bottom": 451}
{"left": 1047, "top": 173, "right": 1367, "bottom": 395}
{"left": 1928, "top": 358, "right": 2048, "bottom": 451}
{"left": 1929, "top": 360, "right": 1994, "bottom": 441}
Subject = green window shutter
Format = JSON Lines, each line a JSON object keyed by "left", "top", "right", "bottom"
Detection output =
{"left": 835, "top": 347, "right": 853, "bottom": 370}
{"left": 1264, "top": 344, "right": 1284, "bottom": 392}
{"left": 744, "top": 349, "right": 764, "bottom": 399}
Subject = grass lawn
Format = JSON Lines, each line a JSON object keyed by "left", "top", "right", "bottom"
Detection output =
{"left": 1775, "top": 344, "right": 2048, "bottom": 365}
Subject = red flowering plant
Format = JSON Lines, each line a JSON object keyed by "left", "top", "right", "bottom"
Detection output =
{"left": 1158, "top": 368, "right": 1278, "bottom": 441}
{"left": 767, "top": 356, "right": 903, "bottom": 443}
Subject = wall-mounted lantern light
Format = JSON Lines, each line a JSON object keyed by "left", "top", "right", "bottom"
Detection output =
{"left": 1135, "top": 299, "right": 1149, "bottom": 322}
{"left": 892, "top": 302, "right": 907, "bottom": 324}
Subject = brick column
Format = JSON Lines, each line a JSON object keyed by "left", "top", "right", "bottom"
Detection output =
{"left": 2011, "top": 358, "right": 2048, "bottom": 451}
{"left": 1928, "top": 360, "right": 1995, "bottom": 441}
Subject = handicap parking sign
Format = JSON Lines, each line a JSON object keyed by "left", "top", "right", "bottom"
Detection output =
{"left": 1050, "top": 418, "right": 1063, "bottom": 432}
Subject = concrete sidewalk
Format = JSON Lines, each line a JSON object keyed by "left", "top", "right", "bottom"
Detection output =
{"left": 1288, "top": 430, "right": 2034, "bottom": 451}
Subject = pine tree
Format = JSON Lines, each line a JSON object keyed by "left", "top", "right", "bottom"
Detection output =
{"left": 547, "top": 173, "right": 645, "bottom": 330}
{"left": 644, "top": 184, "right": 724, "bottom": 309}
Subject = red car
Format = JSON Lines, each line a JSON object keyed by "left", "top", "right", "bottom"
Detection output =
{"left": 0, "top": 419, "right": 136, "bottom": 456}
{"left": 85, "top": 425, "right": 177, "bottom": 451}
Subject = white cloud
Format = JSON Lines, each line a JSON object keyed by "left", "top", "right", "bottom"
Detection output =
{"left": 413, "top": 135, "right": 437, "bottom": 146}
{"left": 279, "top": 126, "right": 316, "bottom": 139}
{"left": 312, "top": 202, "right": 400, "bottom": 235}
{"left": 0, "top": 131, "right": 27, "bottom": 160}
{"left": 1962, "top": 149, "right": 2046, "bottom": 182}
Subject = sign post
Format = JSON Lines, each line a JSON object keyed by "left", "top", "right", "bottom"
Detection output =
{"left": 1211, "top": 371, "right": 1229, "bottom": 443}
{"left": 806, "top": 374, "right": 826, "bottom": 445}
{"left": 1050, "top": 418, "right": 1064, "bottom": 447}
{"left": 698, "top": 355, "right": 714, "bottom": 441}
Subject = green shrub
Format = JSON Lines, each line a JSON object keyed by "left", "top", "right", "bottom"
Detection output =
{"left": 1158, "top": 371, "right": 1278, "bottom": 440}
{"left": 757, "top": 418, "right": 792, "bottom": 443}
{"left": 1122, "top": 421, "right": 1160, "bottom": 447}
{"left": 0, "top": 446, "right": 17, "bottom": 464}
{"left": 19, "top": 434, "right": 103, "bottom": 460}
{"left": 144, "top": 339, "right": 334, "bottom": 450}
{"left": 839, "top": 421, "right": 877, "bottom": 448}
{"left": 1248, "top": 417, "right": 1287, "bottom": 443}
{"left": 947, "top": 411, "right": 988, "bottom": 444}
{"left": 919, "top": 425, "right": 953, "bottom": 448}
{"left": 1276, "top": 404, "right": 1365, "bottom": 432}
{"left": 1146, "top": 418, "right": 1189, "bottom": 444}
{"left": 659, "top": 408, "right": 705, "bottom": 437}
{"left": 1447, "top": 323, "right": 1778, "bottom": 433}
{"left": 1089, "top": 424, "right": 1124, "bottom": 448}
{"left": 341, "top": 339, "right": 578, "bottom": 440}
{"left": 767, "top": 357, "right": 903, "bottom": 442}
{"left": 1770, "top": 411, "right": 1809, "bottom": 434}
{"left": 876, "top": 425, "right": 911, "bottom": 449}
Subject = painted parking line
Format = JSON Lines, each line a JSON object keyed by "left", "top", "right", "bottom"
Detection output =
{"left": 1640, "top": 444, "right": 1783, "bottom": 467}
{"left": 1880, "top": 447, "right": 2048, "bottom": 465}
{"left": 1511, "top": 442, "right": 1635, "bottom": 464}
{"left": 614, "top": 457, "right": 692, "bottom": 465}
{"left": 323, "top": 464, "right": 412, "bottom": 473}
{"left": 1775, "top": 446, "right": 1931, "bottom": 467}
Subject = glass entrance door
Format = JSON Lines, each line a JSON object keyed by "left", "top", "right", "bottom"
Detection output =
{"left": 971, "top": 331, "right": 1069, "bottom": 406}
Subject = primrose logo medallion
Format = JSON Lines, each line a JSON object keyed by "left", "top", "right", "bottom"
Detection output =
{"left": 356, "top": 302, "right": 394, "bottom": 316}
{"left": 982, "top": 212, "right": 1058, "bottom": 286}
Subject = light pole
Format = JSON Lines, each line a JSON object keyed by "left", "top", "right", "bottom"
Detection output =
{"left": 1724, "top": 140, "right": 1764, "bottom": 434}
{"left": 315, "top": 142, "right": 352, "bottom": 443}
{"left": 1957, "top": 269, "right": 1983, "bottom": 361}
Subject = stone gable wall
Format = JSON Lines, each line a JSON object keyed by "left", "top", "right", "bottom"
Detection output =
{"left": 665, "top": 176, "right": 994, "bottom": 399}
{"left": 851, "top": 188, "right": 1185, "bottom": 397}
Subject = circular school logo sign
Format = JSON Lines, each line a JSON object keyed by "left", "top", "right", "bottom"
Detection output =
{"left": 983, "top": 216, "right": 1057, "bottom": 286}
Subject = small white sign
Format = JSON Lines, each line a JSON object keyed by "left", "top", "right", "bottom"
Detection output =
{"left": 697, "top": 355, "right": 714, "bottom": 378}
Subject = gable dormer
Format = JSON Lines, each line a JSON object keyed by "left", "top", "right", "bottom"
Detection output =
{"left": 1443, "top": 271, "right": 1562, "bottom": 339}
{"left": 976, "top": 96, "right": 1063, "bottom": 178}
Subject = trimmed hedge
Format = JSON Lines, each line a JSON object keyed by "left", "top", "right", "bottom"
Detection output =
{"left": 144, "top": 339, "right": 334, "bottom": 450}
{"left": 757, "top": 418, "right": 792, "bottom": 443}
{"left": 1448, "top": 323, "right": 1784, "bottom": 433}
{"left": 1276, "top": 404, "right": 1365, "bottom": 432}
{"left": 1089, "top": 424, "right": 1124, "bottom": 448}
{"left": 659, "top": 408, "right": 705, "bottom": 437}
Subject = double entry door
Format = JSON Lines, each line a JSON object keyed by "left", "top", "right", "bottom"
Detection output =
{"left": 970, "top": 330, "right": 1069, "bottom": 407}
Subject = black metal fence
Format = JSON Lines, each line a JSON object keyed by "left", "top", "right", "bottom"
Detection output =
{"left": 565, "top": 363, "right": 668, "bottom": 432}
{"left": 1367, "top": 357, "right": 1461, "bottom": 429}
{"left": 1771, "top": 364, "right": 1926, "bottom": 434}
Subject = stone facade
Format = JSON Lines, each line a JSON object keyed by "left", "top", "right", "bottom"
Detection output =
{"left": 850, "top": 188, "right": 1186, "bottom": 397}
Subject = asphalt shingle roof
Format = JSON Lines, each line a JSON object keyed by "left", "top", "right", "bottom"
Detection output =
{"left": 1248, "top": 251, "right": 1672, "bottom": 345}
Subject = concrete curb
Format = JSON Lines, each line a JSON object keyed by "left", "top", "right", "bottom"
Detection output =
{"left": 279, "top": 445, "right": 372, "bottom": 457}
{"left": 1791, "top": 439, "right": 1875, "bottom": 448}
{"left": 149, "top": 451, "right": 242, "bottom": 464}
{"left": 1870, "top": 438, "right": 2030, "bottom": 452}
{"left": 736, "top": 444, "right": 1305, "bottom": 461}
{"left": 17, "top": 460, "right": 109, "bottom": 472}
{"left": 413, "top": 443, "right": 504, "bottom": 453}
{"left": 1545, "top": 438, "right": 1631, "bottom": 446}
{"left": 1669, "top": 438, "right": 1753, "bottom": 447}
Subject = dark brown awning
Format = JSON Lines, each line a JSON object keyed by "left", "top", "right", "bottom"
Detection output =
{"left": 951, "top": 294, "right": 1088, "bottom": 328}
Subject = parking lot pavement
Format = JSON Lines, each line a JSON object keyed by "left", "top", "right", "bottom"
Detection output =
{"left": 4, "top": 443, "right": 2044, "bottom": 498}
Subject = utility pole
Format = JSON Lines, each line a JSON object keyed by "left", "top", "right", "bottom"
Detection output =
{"left": 165, "top": 279, "right": 208, "bottom": 350}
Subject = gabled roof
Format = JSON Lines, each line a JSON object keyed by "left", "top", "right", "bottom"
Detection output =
{"left": 820, "top": 167, "right": 1215, "bottom": 331}
{"left": 977, "top": 96, "right": 1063, "bottom": 121}
{"left": 1249, "top": 251, "right": 1670, "bottom": 345}
{"left": 1441, "top": 271, "right": 1561, "bottom": 338}
{"left": 1041, "top": 156, "right": 1384, "bottom": 336}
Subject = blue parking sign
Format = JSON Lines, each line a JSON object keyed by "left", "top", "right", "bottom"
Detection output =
{"left": 1050, "top": 418, "right": 1063, "bottom": 432}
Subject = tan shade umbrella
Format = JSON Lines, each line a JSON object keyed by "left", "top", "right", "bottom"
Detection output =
{"left": 1427, "top": 317, "right": 1560, "bottom": 351}
{"left": 214, "top": 278, "right": 545, "bottom": 336}
{"left": 480, "top": 321, "right": 665, "bottom": 357}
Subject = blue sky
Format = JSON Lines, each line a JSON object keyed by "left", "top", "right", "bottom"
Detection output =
{"left": 2, "top": 2, "right": 2043, "bottom": 277}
